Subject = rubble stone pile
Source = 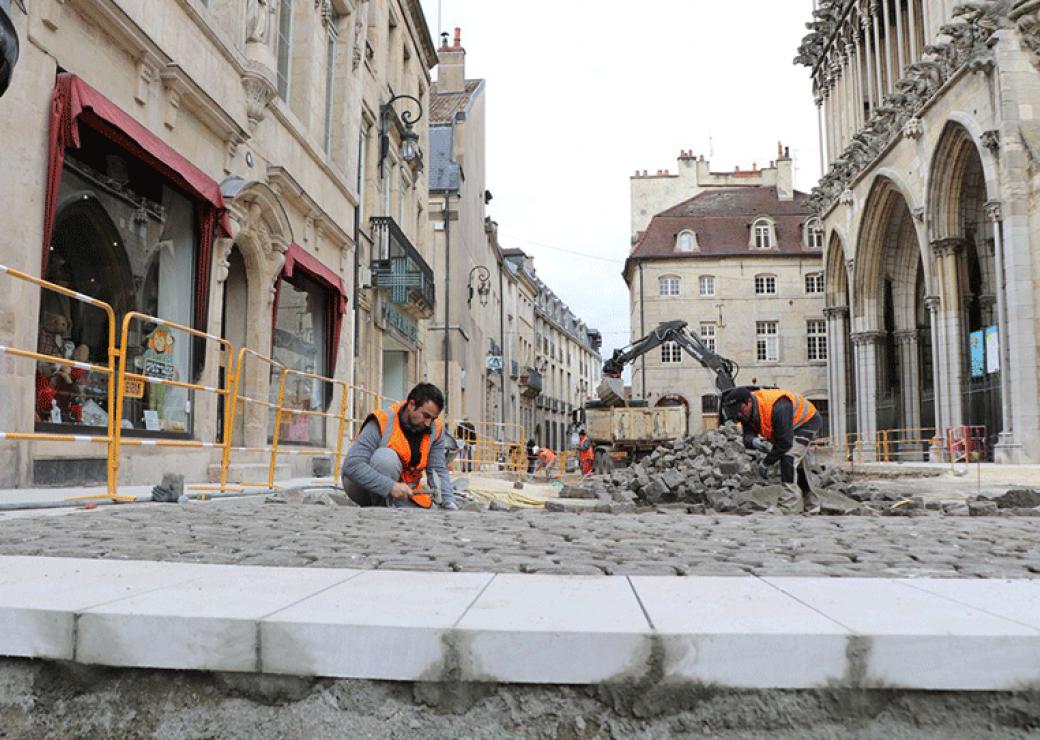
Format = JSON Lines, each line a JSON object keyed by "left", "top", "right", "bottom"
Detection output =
{"left": 564, "top": 422, "right": 873, "bottom": 515}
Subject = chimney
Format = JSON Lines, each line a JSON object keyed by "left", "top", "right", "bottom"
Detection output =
{"left": 777, "top": 143, "right": 793, "bottom": 201}
{"left": 437, "top": 27, "right": 466, "bottom": 93}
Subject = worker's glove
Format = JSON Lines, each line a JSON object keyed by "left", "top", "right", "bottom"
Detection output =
{"left": 751, "top": 437, "right": 770, "bottom": 453}
{"left": 756, "top": 462, "right": 769, "bottom": 479}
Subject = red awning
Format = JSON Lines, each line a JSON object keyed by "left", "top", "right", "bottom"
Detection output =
{"left": 276, "top": 243, "right": 349, "bottom": 377}
{"left": 43, "top": 73, "right": 230, "bottom": 353}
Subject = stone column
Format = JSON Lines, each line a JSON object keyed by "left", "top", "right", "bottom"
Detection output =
{"left": 851, "top": 330, "right": 884, "bottom": 462}
{"left": 894, "top": 329, "right": 922, "bottom": 457}
{"left": 907, "top": 0, "right": 919, "bottom": 62}
{"left": 881, "top": 0, "right": 894, "bottom": 95}
{"left": 846, "top": 40, "right": 860, "bottom": 130}
{"left": 871, "top": 2, "right": 884, "bottom": 101}
{"left": 924, "top": 295, "right": 944, "bottom": 459}
{"left": 824, "top": 306, "right": 850, "bottom": 451}
{"left": 861, "top": 13, "right": 876, "bottom": 111}
{"left": 894, "top": 0, "right": 906, "bottom": 75}
{"left": 931, "top": 238, "right": 966, "bottom": 433}
{"left": 985, "top": 200, "right": 1018, "bottom": 460}
{"left": 857, "top": 20, "right": 872, "bottom": 115}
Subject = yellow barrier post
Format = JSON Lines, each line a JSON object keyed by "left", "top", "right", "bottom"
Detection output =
{"left": 0, "top": 264, "right": 132, "bottom": 501}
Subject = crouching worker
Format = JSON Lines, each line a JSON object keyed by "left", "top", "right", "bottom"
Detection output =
{"left": 723, "top": 386, "right": 822, "bottom": 515}
{"left": 342, "top": 382, "right": 458, "bottom": 510}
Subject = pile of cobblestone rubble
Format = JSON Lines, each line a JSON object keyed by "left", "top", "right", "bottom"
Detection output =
{"left": 555, "top": 422, "right": 1040, "bottom": 517}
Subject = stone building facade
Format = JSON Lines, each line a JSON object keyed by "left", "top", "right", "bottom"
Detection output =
{"left": 0, "top": 0, "right": 436, "bottom": 487}
{"left": 797, "top": 0, "right": 1040, "bottom": 461}
{"left": 625, "top": 153, "right": 829, "bottom": 435}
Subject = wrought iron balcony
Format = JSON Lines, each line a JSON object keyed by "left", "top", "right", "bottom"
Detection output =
{"left": 519, "top": 367, "right": 542, "bottom": 399}
{"left": 370, "top": 216, "right": 435, "bottom": 318}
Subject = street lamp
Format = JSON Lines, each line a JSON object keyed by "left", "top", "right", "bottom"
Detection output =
{"left": 379, "top": 93, "right": 423, "bottom": 177}
{"left": 467, "top": 265, "right": 491, "bottom": 307}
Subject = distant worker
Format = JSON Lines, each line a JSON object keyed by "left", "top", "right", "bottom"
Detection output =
{"left": 722, "top": 387, "right": 821, "bottom": 514}
{"left": 531, "top": 446, "right": 558, "bottom": 481}
{"left": 342, "top": 383, "right": 458, "bottom": 510}
{"left": 576, "top": 429, "right": 595, "bottom": 476}
{"left": 525, "top": 438, "right": 538, "bottom": 475}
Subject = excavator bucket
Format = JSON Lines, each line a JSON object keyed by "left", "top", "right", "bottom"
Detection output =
{"left": 596, "top": 377, "right": 626, "bottom": 407}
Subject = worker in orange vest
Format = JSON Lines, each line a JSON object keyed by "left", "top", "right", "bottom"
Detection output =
{"left": 341, "top": 383, "right": 458, "bottom": 510}
{"left": 723, "top": 386, "right": 822, "bottom": 514}
{"left": 532, "top": 446, "right": 558, "bottom": 481}
{"left": 576, "top": 430, "right": 595, "bottom": 476}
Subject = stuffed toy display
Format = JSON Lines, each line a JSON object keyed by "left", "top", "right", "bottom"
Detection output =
{"left": 35, "top": 311, "right": 96, "bottom": 424}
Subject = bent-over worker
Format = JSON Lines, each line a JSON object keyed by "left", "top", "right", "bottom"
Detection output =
{"left": 531, "top": 446, "right": 557, "bottom": 481}
{"left": 723, "top": 386, "right": 822, "bottom": 514}
{"left": 342, "top": 382, "right": 458, "bottom": 510}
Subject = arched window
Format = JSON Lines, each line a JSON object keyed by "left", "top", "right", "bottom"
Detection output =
{"left": 675, "top": 230, "right": 698, "bottom": 252}
{"left": 658, "top": 275, "right": 681, "bottom": 296}
{"left": 805, "top": 218, "right": 824, "bottom": 249}
{"left": 751, "top": 218, "right": 775, "bottom": 249}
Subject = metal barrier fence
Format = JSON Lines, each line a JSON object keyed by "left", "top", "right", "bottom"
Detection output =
{"left": 0, "top": 264, "right": 128, "bottom": 500}
{"left": 947, "top": 425, "right": 987, "bottom": 472}
{"left": 837, "top": 425, "right": 993, "bottom": 467}
{"left": 2, "top": 268, "right": 519, "bottom": 498}
{"left": 112, "top": 311, "right": 234, "bottom": 498}
{"left": 446, "top": 418, "right": 525, "bottom": 482}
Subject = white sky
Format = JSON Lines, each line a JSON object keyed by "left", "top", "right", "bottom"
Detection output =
{"left": 419, "top": 0, "right": 821, "bottom": 364}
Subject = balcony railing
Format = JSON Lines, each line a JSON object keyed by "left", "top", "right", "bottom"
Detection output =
{"left": 519, "top": 367, "right": 542, "bottom": 399}
{"left": 370, "top": 216, "right": 435, "bottom": 318}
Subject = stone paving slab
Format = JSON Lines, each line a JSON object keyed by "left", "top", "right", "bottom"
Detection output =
{"left": 763, "top": 577, "right": 1040, "bottom": 690}
{"left": 3, "top": 556, "right": 1040, "bottom": 690}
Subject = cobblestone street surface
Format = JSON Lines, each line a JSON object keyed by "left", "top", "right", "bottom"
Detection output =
{"left": 1, "top": 500, "right": 1039, "bottom": 578}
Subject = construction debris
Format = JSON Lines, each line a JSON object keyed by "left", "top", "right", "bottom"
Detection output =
{"left": 575, "top": 422, "right": 875, "bottom": 515}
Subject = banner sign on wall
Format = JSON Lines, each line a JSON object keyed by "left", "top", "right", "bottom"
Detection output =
{"left": 985, "top": 325, "right": 999, "bottom": 374}
{"left": 970, "top": 329, "right": 985, "bottom": 378}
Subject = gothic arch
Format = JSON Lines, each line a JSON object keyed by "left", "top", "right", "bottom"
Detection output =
{"left": 824, "top": 231, "right": 848, "bottom": 309}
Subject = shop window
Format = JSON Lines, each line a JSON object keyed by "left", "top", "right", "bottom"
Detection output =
{"left": 37, "top": 137, "right": 196, "bottom": 436}
{"left": 271, "top": 272, "right": 330, "bottom": 447}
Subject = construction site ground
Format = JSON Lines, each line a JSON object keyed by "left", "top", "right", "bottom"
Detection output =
{"left": 1, "top": 464, "right": 1039, "bottom": 737}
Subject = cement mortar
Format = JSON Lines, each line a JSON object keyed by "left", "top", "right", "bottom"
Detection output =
{"left": 1, "top": 659, "right": 1039, "bottom": 739}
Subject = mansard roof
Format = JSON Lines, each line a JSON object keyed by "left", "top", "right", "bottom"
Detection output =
{"left": 628, "top": 186, "right": 814, "bottom": 262}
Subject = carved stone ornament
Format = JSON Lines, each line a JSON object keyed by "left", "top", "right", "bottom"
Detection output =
{"left": 924, "top": 295, "right": 941, "bottom": 313}
{"left": 902, "top": 116, "right": 923, "bottom": 140}
{"left": 823, "top": 305, "right": 850, "bottom": 319}
{"left": 981, "top": 129, "right": 1001, "bottom": 153}
{"left": 893, "top": 329, "right": 919, "bottom": 346}
{"left": 800, "top": 0, "right": 1007, "bottom": 215}
{"left": 241, "top": 63, "right": 277, "bottom": 128}
{"left": 839, "top": 188, "right": 854, "bottom": 206}
{"left": 931, "top": 237, "right": 964, "bottom": 259}
{"left": 912, "top": 207, "right": 925, "bottom": 222}
{"left": 352, "top": 13, "right": 365, "bottom": 70}
{"left": 215, "top": 239, "right": 236, "bottom": 284}
{"left": 985, "top": 199, "right": 1003, "bottom": 222}
{"left": 1012, "top": 0, "right": 1040, "bottom": 71}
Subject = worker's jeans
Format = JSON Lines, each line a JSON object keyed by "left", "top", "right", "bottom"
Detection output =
{"left": 778, "top": 432, "right": 821, "bottom": 514}
{"left": 343, "top": 448, "right": 422, "bottom": 508}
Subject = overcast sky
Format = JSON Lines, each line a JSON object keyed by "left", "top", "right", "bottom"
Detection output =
{"left": 419, "top": 0, "right": 821, "bottom": 364}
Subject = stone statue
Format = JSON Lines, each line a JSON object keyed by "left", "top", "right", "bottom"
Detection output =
{"left": 246, "top": 0, "right": 272, "bottom": 44}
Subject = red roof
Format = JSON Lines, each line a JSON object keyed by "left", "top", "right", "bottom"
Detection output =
{"left": 430, "top": 79, "right": 482, "bottom": 122}
{"left": 629, "top": 186, "right": 814, "bottom": 261}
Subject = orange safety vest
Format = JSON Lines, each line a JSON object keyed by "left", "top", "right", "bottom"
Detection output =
{"left": 538, "top": 448, "right": 557, "bottom": 464}
{"left": 752, "top": 389, "right": 817, "bottom": 443}
{"left": 578, "top": 436, "right": 595, "bottom": 465}
{"left": 366, "top": 402, "right": 443, "bottom": 509}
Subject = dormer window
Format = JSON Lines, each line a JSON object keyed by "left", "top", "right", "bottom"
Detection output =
{"left": 675, "top": 230, "right": 698, "bottom": 252}
{"left": 805, "top": 218, "right": 824, "bottom": 249}
{"left": 751, "top": 218, "right": 776, "bottom": 249}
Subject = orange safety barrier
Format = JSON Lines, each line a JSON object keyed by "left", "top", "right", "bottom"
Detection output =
{"left": 111, "top": 311, "right": 234, "bottom": 497}
{"left": 446, "top": 418, "right": 524, "bottom": 482}
{"left": 0, "top": 264, "right": 130, "bottom": 500}
{"left": 947, "top": 425, "right": 987, "bottom": 470}
{"left": 266, "top": 365, "right": 352, "bottom": 489}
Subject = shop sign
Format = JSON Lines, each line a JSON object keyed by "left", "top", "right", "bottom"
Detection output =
{"left": 383, "top": 303, "right": 418, "bottom": 344}
{"left": 486, "top": 354, "right": 503, "bottom": 373}
{"left": 124, "top": 377, "right": 145, "bottom": 399}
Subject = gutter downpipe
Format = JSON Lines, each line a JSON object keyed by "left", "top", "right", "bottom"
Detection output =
{"left": 443, "top": 193, "right": 452, "bottom": 414}
{"left": 639, "top": 260, "right": 646, "bottom": 399}
{"left": 499, "top": 257, "right": 507, "bottom": 428}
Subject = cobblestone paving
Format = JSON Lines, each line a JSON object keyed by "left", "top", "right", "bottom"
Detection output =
{"left": 0, "top": 500, "right": 1038, "bottom": 578}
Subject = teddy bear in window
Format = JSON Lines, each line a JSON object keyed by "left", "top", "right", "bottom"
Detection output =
{"left": 35, "top": 312, "right": 88, "bottom": 421}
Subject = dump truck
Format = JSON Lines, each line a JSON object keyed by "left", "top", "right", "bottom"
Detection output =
{"left": 581, "top": 320, "right": 749, "bottom": 473}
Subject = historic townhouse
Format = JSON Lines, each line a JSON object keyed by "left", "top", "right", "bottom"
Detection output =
{"left": 626, "top": 152, "right": 828, "bottom": 435}
{"left": 0, "top": 0, "right": 434, "bottom": 487}
{"left": 797, "top": 0, "right": 1040, "bottom": 461}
